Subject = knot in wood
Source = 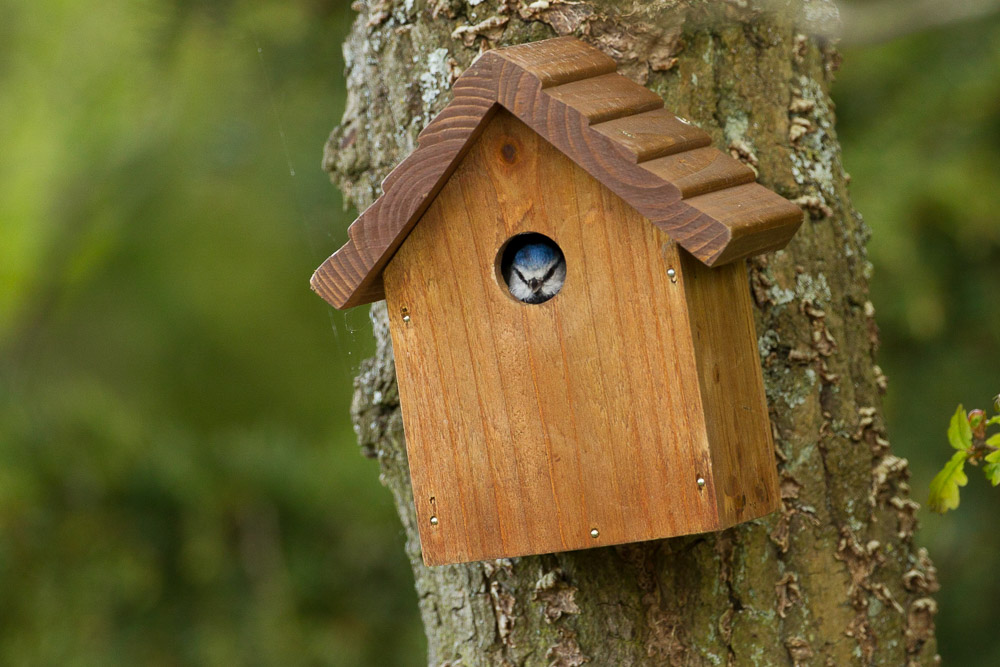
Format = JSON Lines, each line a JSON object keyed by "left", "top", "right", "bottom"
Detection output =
{"left": 500, "top": 142, "right": 518, "bottom": 164}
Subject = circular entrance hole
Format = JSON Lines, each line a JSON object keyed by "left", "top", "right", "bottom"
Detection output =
{"left": 495, "top": 233, "right": 566, "bottom": 305}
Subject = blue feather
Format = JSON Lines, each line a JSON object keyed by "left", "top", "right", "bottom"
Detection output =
{"left": 512, "top": 243, "right": 558, "bottom": 271}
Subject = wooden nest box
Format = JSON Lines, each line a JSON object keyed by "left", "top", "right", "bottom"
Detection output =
{"left": 312, "top": 37, "right": 803, "bottom": 566}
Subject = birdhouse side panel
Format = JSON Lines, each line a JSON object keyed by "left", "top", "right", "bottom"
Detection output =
{"left": 383, "top": 110, "right": 721, "bottom": 566}
{"left": 679, "top": 250, "right": 781, "bottom": 526}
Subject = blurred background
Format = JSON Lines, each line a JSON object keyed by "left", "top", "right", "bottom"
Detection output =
{"left": 0, "top": 1, "right": 997, "bottom": 665}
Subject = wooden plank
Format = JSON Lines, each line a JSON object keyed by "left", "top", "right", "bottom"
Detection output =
{"left": 383, "top": 110, "right": 724, "bottom": 565}
{"left": 641, "top": 146, "right": 756, "bottom": 198}
{"left": 586, "top": 181, "right": 716, "bottom": 538}
{"left": 591, "top": 108, "right": 712, "bottom": 162}
{"left": 543, "top": 73, "right": 663, "bottom": 124}
{"left": 678, "top": 249, "right": 781, "bottom": 527}
{"left": 495, "top": 36, "right": 617, "bottom": 88}
{"left": 683, "top": 182, "right": 804, "bottom": 265}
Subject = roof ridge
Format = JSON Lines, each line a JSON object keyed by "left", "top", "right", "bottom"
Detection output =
{"left": 493, "top": 36, "right": 618, "bottom": 88}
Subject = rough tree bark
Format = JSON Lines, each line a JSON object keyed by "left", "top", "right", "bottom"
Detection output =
{"left": 323, "top": 1, "right": 941, "bottom": 664}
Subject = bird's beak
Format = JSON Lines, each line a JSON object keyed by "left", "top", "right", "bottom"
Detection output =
{"left": 528, "top": 278, "right": 541, "bottom": 291}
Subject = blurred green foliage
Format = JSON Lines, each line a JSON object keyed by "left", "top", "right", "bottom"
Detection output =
{"left": 836, "top": 13, "right": 1000, "bottom": 666}
{"left": 0, "top": 1, "right": 422, "bottom": 665}
{"left": 1, "top": 1, "right": 998, "bottom": 665}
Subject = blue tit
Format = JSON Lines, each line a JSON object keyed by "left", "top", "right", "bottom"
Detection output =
{"left": 502, "top": 236, "right": 566, "bottom": 304}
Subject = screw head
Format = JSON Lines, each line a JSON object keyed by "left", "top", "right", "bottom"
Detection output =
{"left": 667, "top": 268, "right": 676, "bottom": 278}
{"left": 696, "top": 476, "right": 706, "bottom": 489}
{"left": 429, "top": 515, "right": 439, "bottom": 526}
{"left": 590, "top": 528, "right": 599, "bottom": 539}
{"left": 402, "top": 315, "right": 411, "bottom": 323}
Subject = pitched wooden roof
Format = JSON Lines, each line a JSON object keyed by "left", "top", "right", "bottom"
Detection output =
{"left": 312, "top": 37, "right": 802, "bottom": 309}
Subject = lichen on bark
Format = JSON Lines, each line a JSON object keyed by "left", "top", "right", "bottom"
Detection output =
{"left": 325, "top": 1, "right": 940, "bottom": 664}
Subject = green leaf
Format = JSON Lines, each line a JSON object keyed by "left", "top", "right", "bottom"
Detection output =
{"left": 988, "top": 415, "right": 1000, "bottom": 427}
{"left": 929, "top": 451, "right": 969, "bottom": 513}
{"left": 988, "top": 433, "right": 1000, "bottom": 447}
{"left": 948, "top": 405, "right": 973, "bottom": 451}
{"left": 984, "top": 450, "right": 1000, "bottom": 486}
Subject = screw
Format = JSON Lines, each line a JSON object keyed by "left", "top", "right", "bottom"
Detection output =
{"left": 590, "top": 528, "right": 599, "bottom": 539}
{"left": 696, "top": 476, "right": 706, "bottom": 489}
{"left": 429, "top": 515, "right": 439, "bottom": 526}
{"left": 401, "top": 306, "right": 411, "bottom": 323}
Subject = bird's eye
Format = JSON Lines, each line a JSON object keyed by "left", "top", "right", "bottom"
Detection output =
{"left": 541, "top": 263, "right": 558, "bottom": 283}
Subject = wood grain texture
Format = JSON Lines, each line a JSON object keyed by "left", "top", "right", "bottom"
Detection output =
{"left": 591, "top": 108, "right": 712, "bottom": 162}
{"left": 641, "top": 146, "right": 756, "bottom": 198}
{"left": 383, "top": 111, "right": 778, "bottom": 566}
{"left": 685, "top": 182, "right": 805, "bottom": 265}
{"left": 677, "top": 249, "right": 781, "bottom": 526}
{"left": 495, "top": 35, "right": 617, "bottom": 87}
{"left": 543, "top": 73, "right": 663, "bottom": 123}
{"left": 312, "top": 36, "right": 803, "bottom": 309}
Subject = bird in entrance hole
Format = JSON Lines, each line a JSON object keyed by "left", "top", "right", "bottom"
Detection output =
{"left": 501, "top": 234, "right": 566, "bottom": 304}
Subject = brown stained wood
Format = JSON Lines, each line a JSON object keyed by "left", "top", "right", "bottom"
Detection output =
{"left": 677, "top": 249, "right": 781, "bottom": 526}
{"left": 543, "top": 73, "right": 663, "bottom": 124}
{"left": 311, "top": 37, "right": 803, "bottom": 309}
{"left": 641, "top": 146, "right": 757, "bottom": 198}
{"left": 493, "top": 37, "right": 617, "bottom": 87}
{"left": 311, "top": 55, "right": 502, "bottom": 309}
{"left": 382, "top": 110, "right": 781, "bottom": 566}
{"left": 591, "top": 109, "right": 713, "bottom": 162}
{"left": 684, "top": 182, "right": 805, "bottom": 265}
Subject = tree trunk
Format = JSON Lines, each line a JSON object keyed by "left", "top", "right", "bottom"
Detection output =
{"left": 324, "top": 1, "right": 940, "bottom": 664}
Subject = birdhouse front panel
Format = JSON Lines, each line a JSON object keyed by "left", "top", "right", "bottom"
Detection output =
{"left": 382, "top": 110, "right": 777, "bottom": 566}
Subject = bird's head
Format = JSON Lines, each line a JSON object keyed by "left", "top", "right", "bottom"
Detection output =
{"left": 501, "top": 234, "right": 567, "bottom": 304}
{"left": 512, "top": 243, "right": 561, "bottom": 293}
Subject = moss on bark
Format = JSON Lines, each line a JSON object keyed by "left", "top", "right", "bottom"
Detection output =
{"left": 326, "top": 1, "right": 940, "bottom": 664}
